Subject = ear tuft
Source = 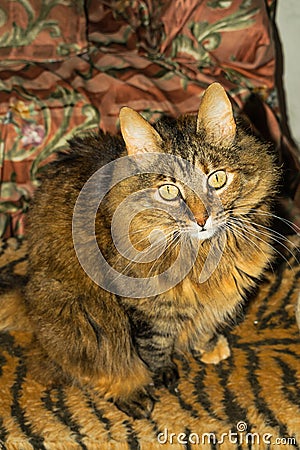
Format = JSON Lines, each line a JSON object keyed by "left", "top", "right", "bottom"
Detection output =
{"left": 196, "top": 83, "right": 236, "bottom": 147}
{"left": 119, "top": 107, "right": 162, "bottom": 155}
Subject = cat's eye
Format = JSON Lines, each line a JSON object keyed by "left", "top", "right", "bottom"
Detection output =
{"left": 207, "top": 170, "right": 227, "bottom": 190}
{"left": 158, "top": 184, "right": 180, "bottom": 201}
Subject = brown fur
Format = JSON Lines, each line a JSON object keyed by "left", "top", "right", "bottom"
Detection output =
{"left": 22, "top": 83, "right": 280, "bottom": 418}
{"left": 1, "top": 237, "right": 300, "bottom": 448}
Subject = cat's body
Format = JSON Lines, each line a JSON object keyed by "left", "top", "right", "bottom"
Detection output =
{"left": 25, "top": 84, "right": 279, "bottom": 418}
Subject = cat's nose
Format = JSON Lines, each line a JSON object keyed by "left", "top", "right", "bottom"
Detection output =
{"left": 195, "top": 214, "right": 208, "bottom": 227}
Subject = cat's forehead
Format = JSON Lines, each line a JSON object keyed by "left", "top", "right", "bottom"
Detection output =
{"left": 166, "top": 135, "right": 231, "bottom": 174}
{"left": 158, "top": 116, "right": 237, "bottom": 172}
{"left": 194, "top": 159, "right": 211, "bottom": 175}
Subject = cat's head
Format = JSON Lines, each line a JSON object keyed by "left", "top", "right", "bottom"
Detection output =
{"left": 115, "top": 83, "right": 279, "bottom": 245}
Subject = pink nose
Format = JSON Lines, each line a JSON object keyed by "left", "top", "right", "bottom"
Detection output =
{"left": 195, "top": 214, "right": 208, "bottom": 227}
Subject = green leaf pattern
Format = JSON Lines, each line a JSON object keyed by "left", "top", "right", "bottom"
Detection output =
{"left": 171, "top": 6, "right": 259, "bottom": 68}
{"left": 0, "top": 84, "right": 99, "bottom": 237}
{"left": 0, "top": 0, "right": 279, "bottom": 237}
{"left": 0, "top": 0, "right": 61, "bottom": 47}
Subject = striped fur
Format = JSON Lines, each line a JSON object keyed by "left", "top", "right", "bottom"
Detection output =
{"left": 0, "top": 237, "right": 299, "bottom": 449}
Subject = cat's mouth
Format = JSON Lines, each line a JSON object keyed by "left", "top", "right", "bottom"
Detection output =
{"left": 181, "top": 217, "right": 217, "bottom": 241}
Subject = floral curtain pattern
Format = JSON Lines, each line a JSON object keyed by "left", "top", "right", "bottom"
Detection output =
{"left": 0, "top": 0, "right": 87, "bottom": 61}
{"left": 0, "top": 0, "right": 298, "bottom": 238}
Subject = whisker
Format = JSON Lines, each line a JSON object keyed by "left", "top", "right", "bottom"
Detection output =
{"left": 227, "top": 219, "right": 293, "bottom": 271}
{"left": 229, "top": 216, "right": 300, "bottom": 265}
{"left": 113, "top": 229, "right": 177, "bottom": 280}
{"left": 116, "top": 224, "right": 163, "bottom": 239}
{"left": 225, "top": 222, "right": 277, "bottom": 274}
{"left": 226, "top": 221, "right": 268, "bottom": 257}
{"left": 146, "top": 231, "right": 181, "bottom": 277}
{"left": 113, "top": 227, "right": 173, "bottom": 265}
{"left": 227, "top": 207, "right": 300, "bottom": 234}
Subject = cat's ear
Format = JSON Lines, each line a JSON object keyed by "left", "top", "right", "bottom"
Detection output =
{"left": 196, "top": 83, "right": 236, "bottom": 147}
{"left": 119, "top": 107, "right": 162, "bottom": 155}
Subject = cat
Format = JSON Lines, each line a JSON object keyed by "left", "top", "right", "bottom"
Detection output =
{"left": 24, "top": 83, "right": 280, "bottom": 419}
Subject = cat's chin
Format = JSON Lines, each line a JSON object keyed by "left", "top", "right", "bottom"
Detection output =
{"left": 190, "top": 228, "right": 216, "bottom": 241}
{"left": 192, "top": 230, "right": 215, "bottom": 241}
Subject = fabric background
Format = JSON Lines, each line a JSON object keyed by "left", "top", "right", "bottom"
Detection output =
{"left": 0, "top": 0, "right": 299, "bottom": 237}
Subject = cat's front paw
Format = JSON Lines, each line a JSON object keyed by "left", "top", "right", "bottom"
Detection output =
{"left": 153, "top": 362, "right": 179, "bottom": 393}
{"left": 200, "top": 334, "right": 230, "bottom": 364}
{"left": 115, "top": 386, "right": 155, "bottom": 419}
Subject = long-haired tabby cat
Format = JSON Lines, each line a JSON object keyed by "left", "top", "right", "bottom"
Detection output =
{"left": 24, "top": 83, "right": 280, "bottom": 418}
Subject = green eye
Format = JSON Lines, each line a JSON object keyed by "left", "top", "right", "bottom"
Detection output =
{"left": 158, "top": 184, "right": 180, "bottom": 201}
{"left": 208, "top": 170, "right": 227, "bottom": 189}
